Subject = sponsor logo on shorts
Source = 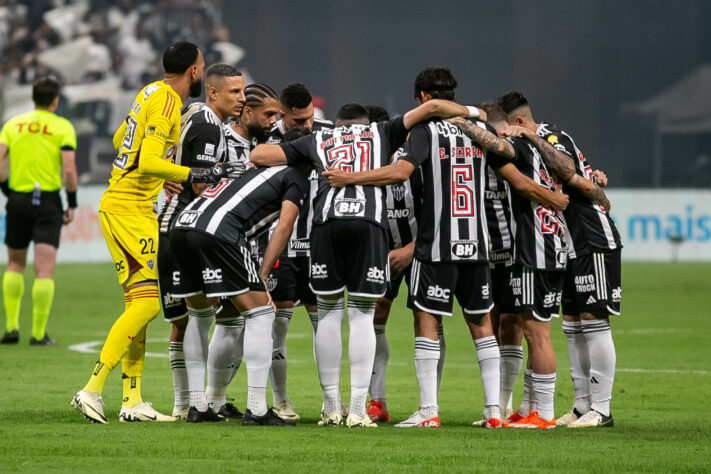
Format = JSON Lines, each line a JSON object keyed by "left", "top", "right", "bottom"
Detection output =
{"left": 311, "top": 263, "right": 328, "bottom": 279}
{"left": 202, "top": 268, "right": 222, "bottom": 284}
{"left": 289, "top": 239, "right": 310, "bottom": 251}
{"left": 177, "top": 211, "right": 201, "bottom": 227}
{"left": 611, "top": 287, "right": 622, "bottom": 302}
{"left": 163, "top": 294, "right": 182, "bottom": 308}
{"left": 172, "top": 271, "right": 180, "bottom": 286}
{"left": 586, "top": 295, "right": 597, "bottom": 305}
{"left": 334, "top": 198, "right": 365, "bottom": 216}
{"left": 509, "top": 276, "right": 522, "bottom": 297}
{"left": 451, "top": 240, "right": 477, "bottom": 258}
{"left": 481, "top": 283, "right": 490, "bottom": 297}
{"left": 266, "top": 277, "right": 278, "bottom": 292}
{"left": 366, "top": 266, "right": 385, "bottom": 284}
{"left": 426, "top": 285, "right": 451, "bottom": 303}
{"left": 115, "top": 261, "right": 125, "bottom": 272}
{"left": 543, "top": 291, "right": 558, "bottom": 308}
{"left": 575, "top": 274, "right": 596, "bottom": 293}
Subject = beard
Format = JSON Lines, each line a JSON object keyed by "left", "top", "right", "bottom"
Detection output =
{"left": 247, "top": 122, "right": 269, "bottom": 143}
{"left": 188, "top": 78, "right": 203, "bottom": 98}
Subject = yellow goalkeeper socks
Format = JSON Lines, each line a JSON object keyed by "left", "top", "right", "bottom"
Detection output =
{"left": 121, "top": 326, "right": 146, "bottom": 408}
{"left": 31, "top": 278, "right": 54, "bottom": 340}
{"left": 3, "top": 271, "right": 24, "bottom": 332}
{"left": 83, "top": 361, "right": 111, "bottom": 394}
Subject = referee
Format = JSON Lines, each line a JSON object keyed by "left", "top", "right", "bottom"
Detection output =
{"left": 0, "top": 77, "right": 77, "bottom": 346}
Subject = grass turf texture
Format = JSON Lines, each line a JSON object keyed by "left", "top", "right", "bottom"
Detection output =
{"left": 0, "top": 262, "right": 709, "bottom": 472}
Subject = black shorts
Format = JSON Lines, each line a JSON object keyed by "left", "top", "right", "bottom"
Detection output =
{"left": 562, "top": 249, "right": 622, "bottom": 316}
{"left": 157, "top": 232, "right": 188, "bottom": 322}
{"left": 5, "top": 191, "right": 63, "bottom": 249}
{"left": 409, "top": 259, "right": 493, "bottom": 317}
{"left": 309, "top": 220, "right": 389, "bottom": 298}
{"left": 490, "top": 263, "right": 512, "bottom": 306}
{"left": 383, "top": 263, "right": 412, "bottom": 302}
{"left": 498, "top": 265, "right": 564, "bottom": 322}
{"left": 169, "top": 229, "right": 265, "bottom": 298}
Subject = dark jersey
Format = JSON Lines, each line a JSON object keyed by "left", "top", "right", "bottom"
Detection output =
{"left": 484, "top": 163, "right": 514, "bottom": 264}
{"left": 536, "top": 122, "right": 621, "bottom": 258}
{"left": 386, "top": 150, "right": 421, "bottom": 250}
{"left": 266, "top": 118, "right": 334, "bottom": 144}
{"left": 224, "top": 123, "right": 255, "bottom": 166}
{"left": 172, "top": 166, "right": 308, "bottom": 243}
{"left": 279, "top": 117, "right": 408, "bottom": 229}
{"left": 158, "top": 105, "right": 225, "bottom": 233}
{"left": 488, "top": 137, "right": 568, "bottom": 271}
{"left": 399, "top": 119, "right": 490, "bottom": 263}
{"left": 266, "top": 118, "right": 333, "bottom": 257}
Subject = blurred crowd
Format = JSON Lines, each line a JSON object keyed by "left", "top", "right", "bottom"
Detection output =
{"left": 0, "top": 0, "right": 244, "bottom": 89}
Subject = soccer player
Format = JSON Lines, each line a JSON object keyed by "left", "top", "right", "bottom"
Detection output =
{"left": 71, "top": 42, "right": 235, "bottom": 424}
{"left": 497, "top": 91, "right": 621, "bottom": 428}
{"left": 169, "top": 160, "right": 310, "bottom": 427}
{"left": 267, "top": 82, "right": 333, "bottom": 144}
{"left": 0, "top": 77, "right": 77, "bottom": 346}
{"left": 250, "top": 96, "right": 478, "bottom": 428}
{"left": 157, "top": 64, "right": 246, "bottom": 421}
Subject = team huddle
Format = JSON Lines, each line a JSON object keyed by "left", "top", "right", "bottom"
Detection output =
{"left": 71, "top": 41, "right": 621, "bottom": 429}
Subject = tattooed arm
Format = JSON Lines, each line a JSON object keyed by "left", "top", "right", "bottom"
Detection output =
{"left": 447, "top": 117, "right": 515, "bottom": 158}
{"left": 503, "top": 126, "right": 611, "bottom": 211}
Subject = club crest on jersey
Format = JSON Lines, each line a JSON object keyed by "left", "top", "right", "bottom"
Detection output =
{"left": 391, "top": 185, "right": 406, "bottom": 201}
{"left": 451, "top": 240, "right": 477, "bottom": 258}
{"left": 146, "top": 259, "right": 155, "bottom": 270}
{"left": 266, "top": 277, "right": 278, "bottom": 292}
{"left": 334, "top": 198, "right": 365, "bottom": 215}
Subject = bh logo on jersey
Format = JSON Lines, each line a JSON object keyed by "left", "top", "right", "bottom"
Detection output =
{"left": 366, "top": 267, "right": 385, "bottom": 284}
{"left": 311, "top": 263, "right": 328, "bottom": 279}
{"left": 427, "top": 285, "right": 451, "bottom": 303}
{"left": 202, "top": 268, "right": 222, "bottom": 284}
{"left": 177, "top": 211, "right": 201, "bottom": 228}
{"left": 334, "top": 198, "right": 365, "bottom": 216}
{"left": 451, "top": 240, "right": 477, "bottom": 258}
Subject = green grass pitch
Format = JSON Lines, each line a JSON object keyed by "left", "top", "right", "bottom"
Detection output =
{"left": 0, "top": 262, "right": 709, "bottom": 472}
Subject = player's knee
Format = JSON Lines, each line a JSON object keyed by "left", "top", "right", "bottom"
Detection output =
{"left": 131, "top": 296, "right": 161, "bottom": 325}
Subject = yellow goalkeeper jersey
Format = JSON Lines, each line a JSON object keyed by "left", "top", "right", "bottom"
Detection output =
{"left": 99, "top": 81, "right": 190, "bottom": 216}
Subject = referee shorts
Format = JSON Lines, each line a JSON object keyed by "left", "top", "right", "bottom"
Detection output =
{"left": 5, "top": 191, "right": 63, "bottom": 249}
{"left": 99, "top": 211, "right": 159, "bottom": 286}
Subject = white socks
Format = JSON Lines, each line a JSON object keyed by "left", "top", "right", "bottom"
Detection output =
{"left": 499, "top": 345, "right": 523, "bottom": 414}
{"left": 269, "top": 308, "right": 293, "bottom": 404}
{"left": 347, "top": 296, "right": 376, "bottom": 418}
{"left": 532, "top": 372, "right": 556, "bottom": 421}
{"left": 414, "top": 337, "right": 440, "bottom": 410}
{"left": 315, "top": 297, "right": 344, "bottom": 393}
{"left": 308, "top": 310, "right": 318, "bottom": 361}
{"left": 582, "top": 318, "right": 616, "bottom": 416}
{"left": 206, "top": 315, "right": 244, "bottom": 411}
{"left": 562, "top": 320, "right": 591, "bottom": 414}
{"left": 474, "top": 336, "right": 500, "bottom": 417}
{"left": 169, "top": 340, "right": 188, "bottom": 411}
{"left": 437, "top": 324, "right": 446, "bottom": 392}
{"left": 184, "top": 306, "right": 216, "bottom": 411}
{"left": 518, "top": 368, "right": 536, "bottom": 416}
{"left": 369, "top": 324, "right": 389, "bottom": 402}
{"left": 243, "top": 306, "right": 275, "bottom": 416}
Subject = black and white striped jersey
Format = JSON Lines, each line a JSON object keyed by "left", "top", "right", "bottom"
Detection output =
{"left": 266, "top": 118, "right": 334, "bottom": 144}
{"left": 158, "top": 104, "right": 225, "bottom": 234}
{"left": 224, "top": 123, "right": 256, "bottom": 166}
{"left": 489, "top": 137, "right": 568, "bottom": 271}
{"left": 266, "top": 118, "right": 333, "bottom": 257}
{"left": 484, "top": 163, "right": 514, "bottom": 265}
{"left": 172, "top": 166, "right": 308, "bottom": 243}
{"left": 386, "top": 151, "right": 421, "bottom": 250}
{"left": 536, "top": 122, "right": 621, "bottom": 258}
{"left": 399, "top": 119, "right": 490, "bottom": 263}
{"left": 279, "top": 117, "right": 409, "bottom": 229}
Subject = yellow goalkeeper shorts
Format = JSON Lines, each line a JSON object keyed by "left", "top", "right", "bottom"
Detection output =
{"left": 99, "top": 211, "right": 159, "bottom": 285}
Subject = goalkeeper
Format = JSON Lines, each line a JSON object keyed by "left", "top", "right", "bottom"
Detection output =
{"left": 72, "top": 41, "right": 236, "bottom": 424}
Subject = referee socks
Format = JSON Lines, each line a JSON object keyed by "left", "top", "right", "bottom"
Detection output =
{"left": 2, "top": 271, "right": 23, "bottom": 332}
{"left": 31, "top": 278, "right": 55, "bottom": 341}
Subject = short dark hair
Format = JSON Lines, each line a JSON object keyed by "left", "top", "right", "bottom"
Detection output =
{"left": 414, "top": 66, "right": 457, "bottom": 101}
{"left": 280, "top": 83, "right": 312, "bottom": 109}
{"left": 336, "top": 103, "right": 369, "bottom": 123}
{"left": 205, "top": 63, "right": 242, "bottom": 80}
{"left": 32, "top": 77, "right": 60, "bottom": 107}
{"left": 282, "top": 126, "right": 311, "bottom": 142}
{"left": 365, "top": 105, "right": 389, "bottom": 123}
{"left": 244, "top": 83, "right": 278, "bottom": 107}
{"left": 497, "top": 91, "right": 529, "bottom": 115}
{"left": 477, "top": 101, "right": 507, "bottom": 124}
{"left": 162, "top": 41, "right": 200, "bottom": 74}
